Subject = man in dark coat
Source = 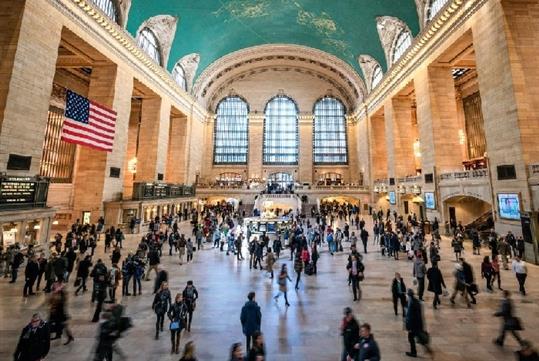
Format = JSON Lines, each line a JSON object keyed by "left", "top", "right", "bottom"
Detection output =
{"left": 90, "top": 259, "right": 108, "bottom": 322}
{"left": 357, "top": 323, "right": 381, "bottom": 361}
{"left": 14, "top": 313, "right": 50, "bottom": 361}
{"left": 405, "top": 289, "right": 430, "bottom": 357}
{"left": 23, "top": 255, "right": 39, "bottom": 297}
{"left": 391, "top": 272, "right": 407, "bottom": 316}
{"left": 240, "top": 291, "right": 261, "bottom": 351}
{"left": 461, "top": 258, "right": 477, "bottom": 304}
{"left": 427, "top": 261, "right": 446, "bottom": 309}
{"left": 494, "top": 290, "right": 523, "bottom": 346}
{"left": 360, "top": 228, "right": 369, "bottom": 254}
{"left": 340, "top": 307, "right": 360, "bottom": 361}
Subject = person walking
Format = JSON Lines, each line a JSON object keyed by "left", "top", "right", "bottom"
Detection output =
{"left": 360, "top": 228, "right": 369, "bottom": 254}
{"left": 49, "top": 284, "right": 74, "bottom": 345}
{"left": 512, "top": 256, "right": 528, "bottom": 295}
{"left": 74, "top": 255, "right": 92, "bottom": 296}
{"left": 178, "top": 236, "right": 187, "bottom": 265}
{"left": 14, "top": 313, "right": 50, "bottom": 361}
{"left": 391, "top": 272, "right": 407, "bottom": 316}
{"left": 90, "top": 259, "right": 108, "bottom": 322}
{"left": 179, "top": 341, "right": 197, "bottom": 361}
{"left": 413, "top": 253, "right": 427, "bottom": 301}
{"left": 146, "top": 247, "right": 160, "bottom": 280}
{"left": 449, "top": 262, "right": 471, "bottom": 308}
{"left": 426, "top": 261, "right": 446, "bottom": 309}
{"left": 356, "top": 323, "right": 381, "bottom": 361}
{"left": 168, "top": 293, "right": 188, "bottom": 354}
{"left": 405, "top": 289, "right": 431, "bottom": 357}
{"left": 347, "top": 254, "right": 364, "bottom": 302}
{"left": 340, "top": 307, "right": 360, "bottom": 361}
{"left": 274, "top": 264, "right": 292, "bottom": 306}
{"left": 247, "top": 331, "right": 265, "bottom": 361}
{"left": 481, "top": 256, "right": 494, "bottom": 292}
{"left": 23, "top": 255, "right": 39, "bottom": 297}
{"left": 491, "top": 256, "right": 502, "bottom": 290}
{"left": 152, "top": 281, "right": 171, "bottom": 339}
{"left": 240, "top": 291, "right": 261, "bottom": 351}
{"left": 293, "top": 252, "right": 303, "bottom": 290}
{"left": 182, "top": 280, "right": 199, "bottom": 332}
{"left": 265, "top": 247, "right": 276, "bottom": 279}
{"left": 494, "top": 290, "right": 523, "bottom": 347}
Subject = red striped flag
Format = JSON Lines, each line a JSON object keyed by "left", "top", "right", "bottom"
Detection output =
{"left": 61, "top": 90, "right": 117, "bottom": 152}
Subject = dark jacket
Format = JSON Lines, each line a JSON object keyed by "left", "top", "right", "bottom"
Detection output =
{"left": 462, "top": 261, "right": 474, "bottom": 284}
{"left": 76, "top": 258, "right": 92, "bottom": 278}
{"left": 391, "top": 277, "right": 406, "bottom": 297}
{"left": 357, "top": 334, "right": 381, "bottom": 361}
{"left": 14, "top": 320, "right": 50, "bottom": 361}
{"left": 494, "top": 297, "right": 522, "bottom": 331}
{"left": 240, "top": 300, "right": 261, "bottom": 336}
{"left": 405, "top": 296, "right": 424, "bottom": 333}
{"left": 25, "top": 260, "right": 39, "bottom": 280}
{"left": 152, "top": 289, "right": 171, "bottom": 315}
{"left": 247, "top": 344, "right": 265, "bottom": 361}
{"left": 342, "top": 316, "right": 360, "bottom": 357}
{"left": 168, "top": 301, "right": 188, "bottom": 326}
{"left": 427, "top": 266, "right": 446, "bottom": 295}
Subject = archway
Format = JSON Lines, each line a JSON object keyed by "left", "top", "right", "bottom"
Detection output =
{"left": 442, "top": 195, "right": 493, "bottom": 236}
{"left": 267, "top": 172, "right": 294, "bottom": 192}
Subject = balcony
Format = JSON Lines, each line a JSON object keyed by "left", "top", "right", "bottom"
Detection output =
{"left": 437, "top": 168, "right": 491, "bottom": 204}
{"left": 439, "top": 168, "right": 488, "bottom": 182}
{"left": 397, "top": 175, "right": 422, "bottom": 184}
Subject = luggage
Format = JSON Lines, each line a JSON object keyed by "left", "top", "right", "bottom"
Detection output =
{"left": 304, "top": 262, "right": 314, "bottom": 276}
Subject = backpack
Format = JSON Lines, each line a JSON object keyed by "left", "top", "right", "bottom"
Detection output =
{"left": 184, "top": 286, "right": 195, "bottom": 301}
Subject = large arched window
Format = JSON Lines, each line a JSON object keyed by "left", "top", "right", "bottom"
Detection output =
{"left": 268, "top": 172, "right": 294, "bottom": 189}
{"left": 427, "top": 0, "right": 450, "bottom": 21}
{"left": 392, "top": 30, "right": 412, "bottom": 64}
{"left": 371, "top": 65, "right": 383, "bottom": 90}
{"left": 89, "top": 0, "right": 119, "bottom": 23}
{"left": 213, "top": 96, "right": 249, "bottom": 164}
{"left": 137, "top": 28, "right": 162, "bottom": 65}
{"left": 263, "top": 95, "right": 299, "bottom": 165}
{"left": 172, "top": 63, "right": 187, "bottom": 90}
{"left": 313, "top": 97, "right": 348, "bottom": 164}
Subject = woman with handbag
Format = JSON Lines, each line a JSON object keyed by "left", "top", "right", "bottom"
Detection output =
{"left": 168, "top": 293, "right": 188, "bottom": 354}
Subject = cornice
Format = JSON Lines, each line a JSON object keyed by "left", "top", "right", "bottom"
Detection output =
{"left": 355, "top": 0, "right": 487, "bottom": 120}
{"left": 51, "top": 0, "right": 210, "bottom": 122}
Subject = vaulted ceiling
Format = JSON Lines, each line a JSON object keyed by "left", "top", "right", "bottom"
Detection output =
{"left": 126, "top": 0, "right": 420, "bottom": 79}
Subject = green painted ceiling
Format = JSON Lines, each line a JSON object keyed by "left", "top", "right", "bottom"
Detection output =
{"left": 127, "top": 0, "right": 420, "bottom": 79}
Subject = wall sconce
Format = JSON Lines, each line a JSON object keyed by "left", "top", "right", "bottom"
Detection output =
{"left": 413, "top": 139, "right": 421, "bottom": 158}
{"left": 128, "top": 157, "right": 138, "bottom": 174}
{"left": 458, "top": 129, "right": 466, "bottom": 145}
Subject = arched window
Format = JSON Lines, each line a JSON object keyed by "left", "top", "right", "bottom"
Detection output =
{"left": 371, "top": 65, "right": 383, "bottom": 90}
{"left": 268, "top": 172, "right": 294, "bottom": 189}
{"left": 313, "top": 97, "right": 348, "bottom": 164}
{"left": 137, "top": 28, "right": 162, "bottom": 65}
{"left": 172, "top": 63, "right": 187, "bottom": 90}
{"left": 427, "top": 0, "right": 450, "bottom": 21}
{"left": 213, "top": 96, "right": 249, "bottom": 164}
{"left": 89, "top": 0, "right": 119, "bottom": 23}
{"left": 392, "top": 30, "right": 412, "bottom": 64}
{"left": 263, "top": 95, "right": 299, "bottom": 164}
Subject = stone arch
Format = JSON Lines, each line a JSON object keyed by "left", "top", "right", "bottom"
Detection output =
{"left": 375, "top": 16, "right": 413, "bottom": 67}
{"left": 136, "top": 15, "right": 178, "bottom": 67}
{"left": 358, "top": 55, "right": 383, "bottom": 93}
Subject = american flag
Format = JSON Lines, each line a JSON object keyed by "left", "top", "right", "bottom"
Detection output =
{"left": 61, "top": 90, "right": 117, "bottom": 152}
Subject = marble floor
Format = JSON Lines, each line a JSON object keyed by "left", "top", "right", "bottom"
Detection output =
{"left": 0, "top": 217, "right": 538, "bottom": 361}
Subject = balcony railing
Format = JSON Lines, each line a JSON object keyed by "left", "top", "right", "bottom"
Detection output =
{"left": 397, "top": 175, "right": 422, "bottom": 184}
{"left": 439, "top": 168, "right": 488, "bottom": 181}
{"left": 132, "top": 183, "right": 195, "bottom": 200}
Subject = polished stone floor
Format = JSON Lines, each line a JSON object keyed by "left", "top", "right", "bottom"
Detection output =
{"left": 0, "top": 217, "right": 538, "bottom": 361}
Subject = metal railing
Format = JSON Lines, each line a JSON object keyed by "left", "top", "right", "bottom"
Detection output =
{"left": 439, "top": 168, "right": 488, "bottom": 181}
{"left": 132, "top": 183, "right": 195, "bottom": 200}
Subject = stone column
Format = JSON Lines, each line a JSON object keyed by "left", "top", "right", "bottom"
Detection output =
{"left": 185, "top": 115, "right": 204, "bottom": 184}
{"left": 357, "top": 118, "right": 370, "bottom": 186}
{"left": 369, "top": 113, "right": 388, "bottom": 182}
{"left": 135, "top": 97, "right": 171, "bottom": 182}
{"left": 72, "top": 65, "right": 133, "bottom": 223}
{"left": 472, "top": 0, "right": 539, "bottom": 227}
{"left": 0, "top": 0, "right": 62, "bottom": 174}
{"left": 384, "top": 97, "right": 417, "bottom": 178}
{"left": 248, "top": 113, "right": 264, "bottom": 179}
{"left": 166, "top": 115, "right": 188, "bottom": 183}
{"left": 414, "top": 65, "right": 462, "bottom": 175}
{"left": 298, "top": 114, "right": 314, "bottom": 184}
{"left": 347, "top": 118, "right": 362, "bottom": 184}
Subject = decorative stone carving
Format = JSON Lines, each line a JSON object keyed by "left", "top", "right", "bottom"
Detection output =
{"left": 375, "top": 16, "right": 411, "bottom": 67}
{"left": 116, "top": 0, "right": 132, "bottom": 28}
{"left": 177, "top": 53, "right": 200, "bottom": 92}
{"left": 415, "top": 0, "right": 428, "bottom": 30}
{"left": 358, "top": 55, "right": 383, "bottom": 93}
{"left": 194, "top": 44, "right": 366, "bottom": 112}
{"left": 137, "top": 15, "right": 178, "bottom": 67}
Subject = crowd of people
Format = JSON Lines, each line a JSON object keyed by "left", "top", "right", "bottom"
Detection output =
{"left": 2, "top": 199, "right": 538, "bottom": 360}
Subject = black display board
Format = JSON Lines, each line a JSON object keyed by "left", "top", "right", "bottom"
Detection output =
{"left": 0, "top": 176, "right": 49, "bottom": 209}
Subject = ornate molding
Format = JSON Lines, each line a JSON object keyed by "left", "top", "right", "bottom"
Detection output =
{"left": 356, "top": 0, "right": 487, "bottom": 120}
{"left": 52, "top": 0, "right": 209, "bottom": 122}
{"left": 376, "top": 16, "right": 412, "bottom": 67}
{"left": 136, "top": 15, "right": 178, "bottom": 67}
{"left": 194, "top": 44, "right": 366, "bottom": 112}
{"left": 358, "top": 55, "right": 383, "bottom": 93}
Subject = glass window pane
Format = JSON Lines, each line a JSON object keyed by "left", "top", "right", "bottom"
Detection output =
{"left": 89, "top": 0, "right": 118, "bottom": 23}
{"left": 138, "top": 28, "right": 162, "bottom": 65}
{"left": 371, "top": 65, "right": 383, "bottom": 89}
{"left": 172, "top": 64, "right": 187, "bottom": 90}
{"left": 392, "top": 31, "right": 412, "bottom": 64}
{"left": 263, "top": 96, "right": 299, "bottom": 165}
{"left": 313, "top": 97, "right": 348, "bottom": 164}
{"left": 428, "top": 0, "right": 450, "bottom": 21}
{"left": 213, "top": 96, "right": 249, "bottom": 164}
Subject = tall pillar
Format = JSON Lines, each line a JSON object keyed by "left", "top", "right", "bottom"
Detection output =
{"left": 369, "top": 113, "right": 387, "bottom": 182}
{"left": 357, "top": 118, "right": 370, "bottom": 186}
{"left": 0, "top": 0, "right": 62, "bottom": 174}
{"left": 166, "top": 115, "right": 188, "bottom": 183}
{"left": 185, "top": 115, "right": 204, "bottom": 184}
{"left": 298, "top": 114, "right": 314, "bottom": 184}
{"left": 415, "top": 66, "right": 462, "bottom": 175}
{"left": 347, "top": 119, "right": 362, "bottom": 184}
{"left": 384, "top": 97, "right": 417, "bottom": 178}
{"left": 72, "top": 65, "right": 133, "bottom": 222}
{"left": 248, "top": 113, "right": 264, "bottom": 180}
{"left": 135, "top": 97, "right": 171, "bottom": 182}
{"left": 472, "top": 0, "right": 539, "bottom": 225}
